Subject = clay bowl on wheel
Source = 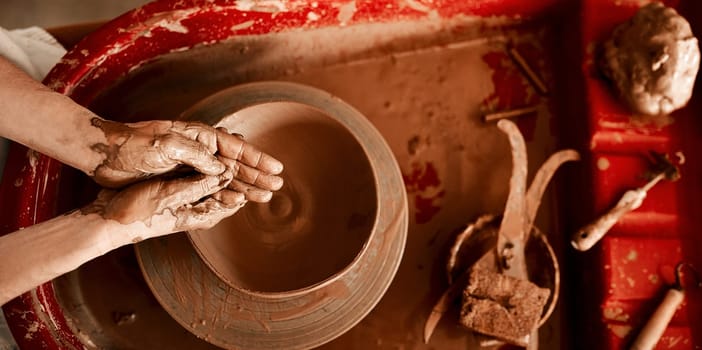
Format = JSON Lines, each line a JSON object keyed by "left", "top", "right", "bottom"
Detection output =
{"left": 188, "top": 91, "right": 377, "bottom": 295}
{"left": 135, "top": 81, "right": 408, "bottom": 350}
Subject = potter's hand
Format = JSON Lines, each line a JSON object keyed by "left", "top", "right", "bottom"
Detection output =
{"left": 218, "top": 155, "right": 285, "bottom": 203}
{"left": 90, "top": 119, "right": 284, "bottom": 189}
{"left": 88, "top": 170, "right": 246, "bottom": 236}
{"left": 0, "top": 171, "right": 249, "bottom": 305}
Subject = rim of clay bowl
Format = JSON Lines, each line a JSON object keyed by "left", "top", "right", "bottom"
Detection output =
{"left": 181, "top": 81, "right": 380, "bottom": 299}
{"left": 134, "top": 81, "right": 408, "bottom": 350}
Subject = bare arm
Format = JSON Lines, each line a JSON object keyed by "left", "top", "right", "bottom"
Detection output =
{"left": 0, "top": 36, "right": 285, "bottom": 305}
{"left": 0, "top": 56, "right": 283, "bottom": 191}
{"left": 0, "top": 169, "right": 245, "bottom": 306}
{"left": 0, "top": 211, "right": 129, "bottom": 305}
{"left": 0, "top": 56, "right": 109, "bottom": 176}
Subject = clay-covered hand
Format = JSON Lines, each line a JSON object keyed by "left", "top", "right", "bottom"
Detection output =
{"left": 0, "top": 168, "right": 257, "bottom": 306}
{"left": 86, "top": 170, "right": 246, "bottom": 237}
{"left": 90, "top": 119, "right": 284, "bottom": 191}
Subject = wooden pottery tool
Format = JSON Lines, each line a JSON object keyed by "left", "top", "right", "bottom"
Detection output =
{"left": 571, "top": 152, "right": 680, "bottom": 252}
{"left": 630, "top": 263, "right": 701, "bottom": 350}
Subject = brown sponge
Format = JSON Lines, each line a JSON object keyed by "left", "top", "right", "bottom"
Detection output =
{"left": 459, "top": 268, "right": 550, "bottom": 346}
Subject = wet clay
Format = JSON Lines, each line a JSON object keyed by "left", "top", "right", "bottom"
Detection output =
{"left": 189, "top": 102, "right": 377, "bottom": 293}
{"left": 89, "top": 118, "right": 224, "bottom": 188}
{"left": 268, "top": 280, "right": 351, "bottom": 321}
{"left": 83, "top": 116, "right": 283, "bottom": 237}
{"left": 601, "top": 2, "right": 700, "bottom": 115}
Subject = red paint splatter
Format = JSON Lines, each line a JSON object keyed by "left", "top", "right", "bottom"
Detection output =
{"left": 414, "top": 191, "right": 445, "bottom": 224}
{"left": 482, "top": 51, "right": 533, "bottom": 108}
{"left": 481, "top": 47, "right": 543, "bottom": 141}
{"left": 403, "top": 162, "right": 443, "bottom": 224}
{"left": 403, "top": 162, "right": 440, "bottom": 192}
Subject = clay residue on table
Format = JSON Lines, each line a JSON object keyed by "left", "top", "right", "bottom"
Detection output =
{"left": 53, "top": 245, "right": 220, "bottom": 349}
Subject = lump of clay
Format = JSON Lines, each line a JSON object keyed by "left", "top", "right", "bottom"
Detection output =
{"left": 601, "top": 2, "right": 700, "bottom": 115}
{"left": 459, "top": 268, "right": 550, "bottom": 346}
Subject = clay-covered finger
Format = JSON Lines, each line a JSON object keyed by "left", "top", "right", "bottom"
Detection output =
{"left": 156, "top": 173, "right": 229, "bottom": 210}
{"left": 216, "top": 129, "right": 283, "bottom": 175}
{"left": 228, "top": 178, "right": 273, "bottom": 203}
{"left": 101, "top": 173, "right": 226, "bottom": 225}
{"left": 158, "top": 133, "right": 225, "bottom": 175}
{"left": 170, "top": 121, "right": 219, "bottom": 154}
{"left": 217, "top": 127, "right": 244, "bottom": 139}
{"left": 211, "top": 189, "right": 247, "bottom": 208}
{"left": 175, "top": 197, "right": 244, "bottom": 231}
{"left": 219, "top": 156, "right": 283, "bottom": 191}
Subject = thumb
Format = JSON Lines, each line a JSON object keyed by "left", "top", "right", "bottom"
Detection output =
{"left": 156, "top": 172, "right": 232, "bottom": 212}
{"left": 158, "top": 134, "right": 225, "bottom": 176}
{"left": 174, "top": 191, "right": 246, "bottom": 231}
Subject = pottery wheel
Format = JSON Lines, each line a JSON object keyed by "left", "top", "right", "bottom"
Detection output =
{"left": 135, "top": 82, "right": 408, "bottom": 350}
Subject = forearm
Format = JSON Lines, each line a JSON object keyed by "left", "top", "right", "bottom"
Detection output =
{"left": 0, "top": 56, "right": 107, "bottom": 176}
{"left": 0, "top": 210, "right": 139, "bottom": 305}
{"left": 0, "top": 168, "right": 250, "bottom": 306}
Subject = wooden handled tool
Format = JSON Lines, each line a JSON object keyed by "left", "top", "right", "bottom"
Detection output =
{"left": 571, "top": 153, "right": 679, "bottom": 252}
{"left": 630, "top": 263, "right": 700, "bottom": 350}
{"left": 631, "top": 288, "right": 684, "bottom": 350}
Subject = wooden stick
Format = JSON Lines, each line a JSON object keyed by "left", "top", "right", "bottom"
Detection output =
{"left": 630, "top": 288, "right": 684, "bottom": 350}
{"left": 483, "top": 106, "right": 539, "bottom": 122}
{"left": 423, "top": 271, "right": 472, "bottom": 344}
{"left": 508, "top": 47, "right": 549, "bottom": 96}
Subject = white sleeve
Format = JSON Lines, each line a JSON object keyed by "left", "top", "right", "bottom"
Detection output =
{"left": 0, "top": 26, "right": 66, "bottom": 81}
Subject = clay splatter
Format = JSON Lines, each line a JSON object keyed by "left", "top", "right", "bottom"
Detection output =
{"left": 403, "top": 161, "right": 443, "bottom": 224}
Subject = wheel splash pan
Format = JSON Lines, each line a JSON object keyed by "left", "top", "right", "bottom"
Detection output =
{"left": 0, "top": 0, "right": 639, "bottom": 349}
